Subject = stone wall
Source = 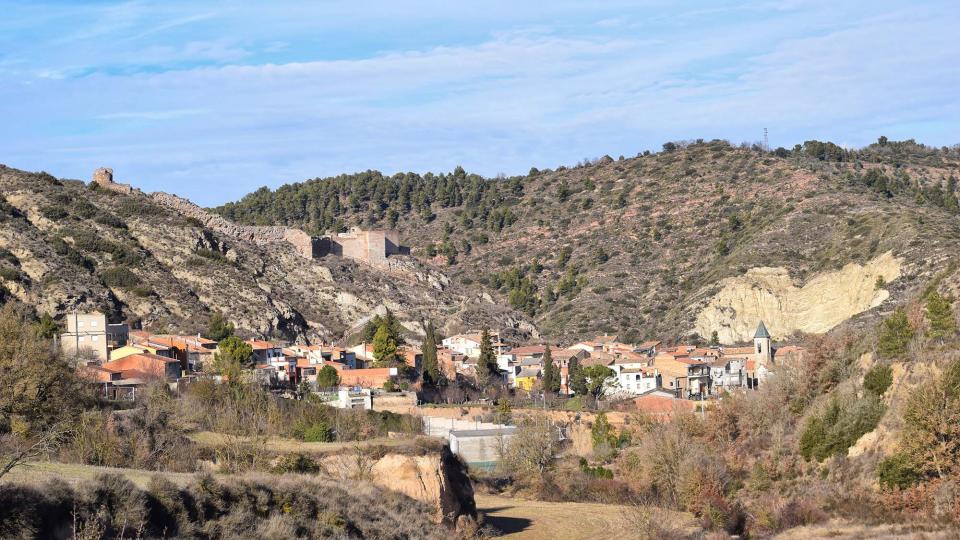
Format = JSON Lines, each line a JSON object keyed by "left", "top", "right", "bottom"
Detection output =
{"left": 150, "top": 191, "right": 318, "bottom": 258}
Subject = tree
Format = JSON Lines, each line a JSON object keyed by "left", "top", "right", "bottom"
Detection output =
{"left": 710, "top": 331, "right": 720, "bottom": 347}
{"left": 877, "top": 308, "right": 914, "bottom": 357}
{"left": 34, "top": 313, "right": 59, "bottom": 339}
{"left": 895, "top": 358, "right": 960, "bottom": 480}
{"left": 501, "top": 417, "right": 558, "bottom": 477}
{"left": 0, "top": 304, "right": 86, "bottom": 479}
{"left": 363, "top": 308, "right": 405, "bottom": 346}
{"left": 541, "top": 344, "right": 560, "bottom": 394}
{"left": 494, "top": 399, "right": 512, "bottom": 425}
{"left": 925, "top": 292, "right": 956, "bottom": 344}
{"left": 591, "top": 411, "right": 616, "bottom": 449}
{"left": 205, "top": 313, "right": 235, "bottom": 341}
{"left": 316, "top": 365, "right": 340, "bottom": 389}
{"left": 476, "top": 328, "right": 499, "bottom": 386}
{"left": 582, "top": 365, "right": 616, "bottom": 401}
{"left": 212, "top": 336, "right": 253, "bottom": 383}
{"left": 421, "top": 321, "right": 441, "bottom": 386}
{"left": 373, "top": 324, "right": 400, "bottom": 366}
{"left": 569, "top": 357, "right": 587, "bottom": 395}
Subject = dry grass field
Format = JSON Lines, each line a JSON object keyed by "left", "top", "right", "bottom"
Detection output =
{"left": 475, "top": 494, "right": 696, "bottom": 540}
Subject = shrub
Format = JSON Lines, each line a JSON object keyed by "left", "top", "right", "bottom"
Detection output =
{"left": 877, "top": 453, "right": 919, "bottom": 489}
{"left": 300, "top": 422, "right": 333, "bottom": 443}
{"left": 799, "top": 393, "right": 885, "bottom": 461}
{"left": 100, "top": 267, "right": 139, "bottom": 289}
{"left": 94, "top": 211, "right": 126, "bottom": 229}
{"left": 864, "top": 364, "right": 893, "bottom": 396}
{"left": 0, "top": 267, "right": 19, "bottom": 281}
{"left": 272, "top": 453, "right": 319, "bottom": 474}
{"left": 40, "top": 205, "right": 68, "bottom": 220}
{"left": 877, "top": 308, "right": 914, "bottom": 357}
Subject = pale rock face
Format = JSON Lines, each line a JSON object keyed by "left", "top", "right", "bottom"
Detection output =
{"left": 695, "top": 251, "right": 902, "bottom": 343}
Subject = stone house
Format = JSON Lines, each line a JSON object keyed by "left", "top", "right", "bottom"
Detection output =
{"left": 60, "top": 311, "right": 128, "bottom": 363}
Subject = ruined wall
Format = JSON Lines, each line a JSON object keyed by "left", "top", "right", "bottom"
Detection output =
{"left": 92, "top": 167, "right": 134, "bottom": 195}
{"left": 150, "top": 191, "right": 317, "bottom": 258}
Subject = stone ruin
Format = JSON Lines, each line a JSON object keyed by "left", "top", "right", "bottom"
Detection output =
{"left": 92, "top": 167, "right": 135, "bottom": 195}
{"left": 139, "top": 173, "right": 406, "bottom": 266}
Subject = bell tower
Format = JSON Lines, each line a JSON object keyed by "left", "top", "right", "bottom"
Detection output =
{"left": 753, "top": 321, "right": 772, "bottom": 367}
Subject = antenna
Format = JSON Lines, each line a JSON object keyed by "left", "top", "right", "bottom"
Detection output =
{"left": 763, "top": 128, "right": 769, "bottom": 151}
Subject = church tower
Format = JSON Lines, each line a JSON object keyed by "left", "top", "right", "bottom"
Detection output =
{"left": 753, "top": 321, "right": 772, "bottom": 367}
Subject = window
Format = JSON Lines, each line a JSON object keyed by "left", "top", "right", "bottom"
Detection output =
{"left": 757, "top": 343, "right": 762, "bottom": 354}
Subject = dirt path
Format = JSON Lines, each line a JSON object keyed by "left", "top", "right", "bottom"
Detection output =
{"left": 476, "top": 494, "right": 692, "bottom": 540}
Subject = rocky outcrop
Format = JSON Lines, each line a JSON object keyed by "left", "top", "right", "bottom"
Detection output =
{"left": 320, "top": 445, "right": 476, "bottom": 527}
{"left": 694, "top": 251, "right": 902, "bottom": 343}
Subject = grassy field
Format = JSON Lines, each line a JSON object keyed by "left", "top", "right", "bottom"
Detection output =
{"left": 475, "top": 494, "right": 696, "bottom": 540}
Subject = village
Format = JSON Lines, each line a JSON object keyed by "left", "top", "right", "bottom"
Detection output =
{"left": 60, "top": 312, "right": 803, "bottom": 411}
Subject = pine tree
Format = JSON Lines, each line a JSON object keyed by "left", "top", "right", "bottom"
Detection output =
{"left": 373, "top": 324, "right": 399, "bottom": 366}
{"left": 542, "top": 344, "right": 560, "bottom": 393}
{"left": 476, "top": 328, "right": 499, "bottom": 386}
{"left": 878, "top": 308, "right": 914, "bottom": 357}
{"left": 926, "top": 292, "right": 957, "bottom": 344}
{"left": 568, "top": 356, "right": 587, "bottom": 395}
{"left": 421, "top": 321, "right": 440, "bottom": 386}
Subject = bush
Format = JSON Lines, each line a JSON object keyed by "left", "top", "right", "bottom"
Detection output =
{"left": 0, "top": 267, "right": 19, "bottom": 281}
{"left": 877, "top": 453, "right": 919, "bottom": 489}
{"left": 799, "top": 393, "right": 885, "bottom": 462}
{"left": 100, "top": 267, "right": 139, "bottom": 289}
{"left": 40, "top": 205, "right": 68, "bottom": 220}
{"left": 863, "top": 364, "right": 893, "bottom": 396}
{"left": 300, "top": 422, "right": 333, "bottom": 443}
{"left": 272, "top": 453, "right": 319, "bottom": 474}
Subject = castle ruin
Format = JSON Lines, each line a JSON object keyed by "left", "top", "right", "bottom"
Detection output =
{"left": 103, "top": 169, "right": 406, "bottom": 266}
{"left": 92, "top": 167, "right": 136, "bottom": 195}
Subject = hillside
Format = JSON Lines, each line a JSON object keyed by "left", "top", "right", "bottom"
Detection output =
{"left": 0, "top": 166, "right": 530, "bottom": 342}
{"left": 217, "top": 138, "right": 960, "bottom": 343}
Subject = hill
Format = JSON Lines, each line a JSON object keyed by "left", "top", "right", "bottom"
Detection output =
{"left": 216, "top": 138, "right": 960, "bottom": 343}
{"left": 0, "top": 166, "right": 529, "bottom": 342}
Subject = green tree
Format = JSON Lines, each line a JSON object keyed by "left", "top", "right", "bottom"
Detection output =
{"left": 421, "top": 321, "right": 441, "bottom": 386}
{"left": 583, "top": 364, "right": 616, "bottom": 401}
{"left": 864, "top": 364, "right": 893, "bottom": 396}
{"left": 541, "top": 344, "right": 560, "bottom": 394}
{"left": 877, "top": 308, "right": 914, "bottom": 357}
{"left": 205, "top": 313, "right": 235, "bottom": 341}
{"left": 363, "top": 308, "right": 405, "bottom": 345}
{"left": 925, "top": 292, "right": 956, "bottom": 344}
{"left": 476, "top": 328, "right": 499, "bottom": 386}
{"left": 34, "top": 313, "right": 59, "bottom": 339}
{"left": 316, "top": 365, "right": 341, "bottom": 389}
{"left": 709, "top": 331, "right": 720, "bottom": 346}
{"left": 212, "top": 336, "right": 253, "bottom": 384}
{"left": 569, "top": 357, "right": 587, "bottom": 395}
{"left": 591, "top": 411, "right": 616, "bottom": 449}
{"left": 373, "top": 324, "right": 400, "bottom": 366}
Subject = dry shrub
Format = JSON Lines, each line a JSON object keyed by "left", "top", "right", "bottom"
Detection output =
{"left": 747, "top": 494, "right": 827, "bottom": 535}
{"left": 0, "top": 471, "right": 448, "bottom": 539}
{"left": 880, "top": 474, "right": 960, "bottom": 525}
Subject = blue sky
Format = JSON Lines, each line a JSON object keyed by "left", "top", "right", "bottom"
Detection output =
{"left": 1, "top": 1, "right": 958, "bottom": 206}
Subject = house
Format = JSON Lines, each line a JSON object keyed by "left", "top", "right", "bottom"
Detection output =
{"left": 514, "top": 367, "right": 540, "bottom": 391}
{"left": 247, "top": 339, "right": 284, "bottom": 365}
{"left": 60, "top": 311, "right": 129, "bottom": 363}
{"left": 102, "top": 352, "right": 181, "bottom": 382}
{"left": 653, "top": 348, "right": 711, "bottom": 399}
{"left": 110, "top": 342, "right": 174, "bottom": 362}
{"left": 335, "top": 366, "right": 398, "bottom": 389}
{"left": 441, "top": 331, "right": 506, "bottom": 358}
{"left": 612, "top": 366, "right": 661, "bottom": 396}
